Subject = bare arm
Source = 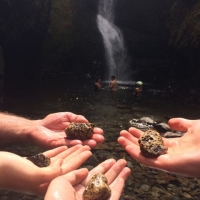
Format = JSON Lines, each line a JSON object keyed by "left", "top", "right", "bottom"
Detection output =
{"left": 0, "top": 145, "right": 92, "bottom": 196}
{"left": 0, "top": 112, "right": 104, "bottom": 149}
{"left": 0, "top": 112, "right": 36, "bottom": 143}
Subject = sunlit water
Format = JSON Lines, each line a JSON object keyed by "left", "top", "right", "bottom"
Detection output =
{"left": 2, "top": 79, "right": 200, "bottom": 142}
{"left": 1, "top": 79, "right": 200, "bottom": 199}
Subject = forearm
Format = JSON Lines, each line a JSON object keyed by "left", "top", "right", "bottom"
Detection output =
{"left": 0, "top": 152, "right": 43, "bottom": 194}
{"left": 0, "top": 112, "right": 38, "bottom": 143}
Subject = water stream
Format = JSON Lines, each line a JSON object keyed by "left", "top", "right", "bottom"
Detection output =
{"left": 97, "top": 0, "right": 131, "bottom": 82}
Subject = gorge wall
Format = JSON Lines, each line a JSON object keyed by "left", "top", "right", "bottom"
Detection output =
{"left": 0, "top": 0, "right": 200, "bottom": 89}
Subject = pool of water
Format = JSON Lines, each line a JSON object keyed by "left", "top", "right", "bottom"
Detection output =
{"left": 2, "top": 79, "right": 200, "bottom": 140}
{"left": 1, "top": 79, "right": 200, "bottom": 199}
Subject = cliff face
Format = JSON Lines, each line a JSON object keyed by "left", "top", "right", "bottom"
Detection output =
{"left": 0, "top": 0, "right": 200, "bottom": 87}
{"left": 165, "top": 0, "right": 200, "bottom": 88}
{"left": 0, "top": 0, "right": 51, "bottom": 81}
{"left": 41, "top": 0, "right": 79, "bottom": 70}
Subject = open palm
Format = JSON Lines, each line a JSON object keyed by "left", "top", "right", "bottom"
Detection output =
{"left": 45, "top": 159, "right": 131, "bottom": 200}
{"left": 27, "top": 112, "right": 104, "bottom": 149}
{"left": 118, "top": 118, "right": 200, "bottom": 178}
{"left": 0, "top": 145, "right": 92, "bottom": 196}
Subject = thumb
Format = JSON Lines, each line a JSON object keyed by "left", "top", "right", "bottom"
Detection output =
{"left": 43, "top": 158, "right": 64, "bottom": 181}
{"left": 168, "top": 118, "right": 193, "bottom": 131}
{"left": 44, "top": 177, "right": 76, "bottom": 200}
{"left": 63, "top": 168, "right": 89, "bottom": 186}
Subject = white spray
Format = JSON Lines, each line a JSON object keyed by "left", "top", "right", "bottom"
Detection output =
{"left": 97, "top": 0, "right": 131, "bottom": 82}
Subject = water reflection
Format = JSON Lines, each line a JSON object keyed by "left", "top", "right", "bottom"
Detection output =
{"left": 2, "top": 80, "right": 200, "bottom": 141}
{"left": 1, "top": 80, "right": 200, "bottom": 199}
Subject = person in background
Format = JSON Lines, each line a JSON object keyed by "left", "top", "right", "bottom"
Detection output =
{"left": 133, "top": 81, "right": 143, "bottom": 102}
{"left": 94, "top": 77, "right": 101, "bottom": 91}
{"left": 118, "top": 117, "right": 200, "bottom": 178}
{"left": 109, "top": 75, "right": 118, "bottom": 92}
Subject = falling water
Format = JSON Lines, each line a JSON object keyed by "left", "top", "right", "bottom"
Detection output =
{"left": 97, "top": 0, "right": 131, "bottom": 82}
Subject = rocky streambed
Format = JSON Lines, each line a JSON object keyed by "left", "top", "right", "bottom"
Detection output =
{"left": 0, "top": 141, "right": 200, "bottom": 200}
{"left": 1, "top": 82, "right": 200, "bottom": 199}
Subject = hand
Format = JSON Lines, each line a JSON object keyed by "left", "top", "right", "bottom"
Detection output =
{"left": 118, "top": 118, "right": 200, "bottom": 178}
{"left": 45, "top": 159, "right": 131, "bottom": 200}
{"left": 0, "top": 145, "right": 92, "bottom": 195}
{"left": 27, "top": 112, "right": 104, "bottom": 149}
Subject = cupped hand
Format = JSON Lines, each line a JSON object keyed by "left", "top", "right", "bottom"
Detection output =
{"left": 118, "top": 118, "right": 200, "bottom": 178}
{"left": 27, "top": 112, "right": 104, "bottom": 149}
{"left": 45, "top": 159, "right": 131, "bottom": 200}
{"left": 0, "top": 145, "right": 92, "bottom": 195}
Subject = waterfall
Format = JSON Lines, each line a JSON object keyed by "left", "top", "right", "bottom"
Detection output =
{"left": 97, "top": 0, "right": 131, "bottom": 82}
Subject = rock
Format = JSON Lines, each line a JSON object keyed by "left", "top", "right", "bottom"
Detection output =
{"left": 140, "top": 117, "right": 155, "bottom": 124}
{"left": 153, "top": 122, "right": 171, "bottom": 133}
{"left": 138, "top": 130, "right": 168, "bottom": 158}
{"left": 140, "top": 184, "right": 151, "bottom": 192}
{"left": 164, "top": 131, "right": 184, "bottom": 138}
{"left": 129, "top": 117, "right": 155, "bottom": 131}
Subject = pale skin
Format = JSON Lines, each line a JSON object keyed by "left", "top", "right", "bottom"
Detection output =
{"left": 0, "top": 112, "right": 104, "bottom": 149}
{"left": 118, "top": 118, "right": 200, "bottom": 178}
{"left": 0, "top": 111, "right": 104, "bottom": 196}
{"left": 0, "top": 145, "right": 92, "bottom": 196}
{"left": 45, "top": 159, "right": 131, "bottom": 200}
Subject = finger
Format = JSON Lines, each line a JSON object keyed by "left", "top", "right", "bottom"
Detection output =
{"left": 66, "top": 134, "right": 104, "bottom": 148}
{"left": 43, "top": 146, "right": 68, "bottom": 158}
{"left": 109, "top": 167, "right": 131, "bottom": 200}
{"left": 44, "top": 176, "right": 77, "bottom": 200}
{"left": 168, "top": 118, "right": 193, "bottom": 131}
{"left": 109, "top": 178, "right": 126, "bottom": 200}
{"left": 37, "top": 168, "right": 88, "bottom": 200}
{"left": 61, "top": 145, "right": 91, "bottom": 162}
{"left": 83, "top": 134, "right": 105, "bottom": 148}
{"left": 105, "top": 159, "right": 127, "bottom": 184}
{"left": 118, "top": 136, "right": 139, "bottom": 149}
{"left": 52, "top": 145, "right": 84, "bottom": 160}
{"left": 65, "top": 112, "right": 88, "bottom": 123}
{"left": 92, "top": 133, "right": 105, "bottom": 141}
{"left": 125, "top": 144, "right": 169, "bottom": 170}
{"left": 82, "top": 140, "right": 97, "bottom": 148}
{"left": 45, "top": 181, "right": 76, "bottom": 200}
{"left": 64, "top": 139, "right": 83, "bottom": 147}
{"left": 62, "top": 168, "right": 89, "bottom": 185}
{"left": 128, "top": 127, "right": 143, "bottom": 138}
{"left": 61, "top": 150, "right": 92, "bottom": 174}
{"left": 82, "top": 159, "right": 116, "bottom": 186}
{"left": 93, "top": 127, "right": 104, "bottom": 135}
{"left": 110, "top": 167, "right": 131, "bottom": 187}
{"left": 119, "top": 131, "right": 139, "bottom": 145}
{"left": 46, "top": 137, "right": 84, "bottom": 149}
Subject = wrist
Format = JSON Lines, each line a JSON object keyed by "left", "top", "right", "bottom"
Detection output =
{"left": 0, "top": 152, "right": 44, "bottom": 194}
{"left": 0, "top": 112, "right": 37, "bottom": 143}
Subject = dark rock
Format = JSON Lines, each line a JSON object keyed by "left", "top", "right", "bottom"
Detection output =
{"left": 164, "top": 131, "right": 185, "bottom": 138}
{"left": 153, "top": 122, "right": 171, "bottom": 134}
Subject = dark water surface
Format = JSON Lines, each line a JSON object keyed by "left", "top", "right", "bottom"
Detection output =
{"left": 1, "top": 79, "right": 200, "bottom": 199}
